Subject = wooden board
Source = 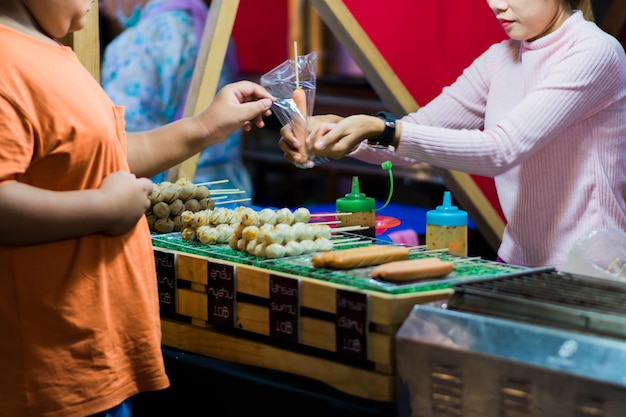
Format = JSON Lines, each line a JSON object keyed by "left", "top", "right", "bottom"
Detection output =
{"left": 307, "top": 0, "right": 505, "bottom": 253}
{"left": 160, "top": 319, "right": 395, "bottom": 401}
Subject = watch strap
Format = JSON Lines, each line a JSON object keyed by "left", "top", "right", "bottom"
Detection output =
{"left": 369, "top": 111, "right": 396, "bottom": 147}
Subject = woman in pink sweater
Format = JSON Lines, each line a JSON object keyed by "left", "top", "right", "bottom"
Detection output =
{"left": 280, "top": 0, "right": 626, "bottom": 269}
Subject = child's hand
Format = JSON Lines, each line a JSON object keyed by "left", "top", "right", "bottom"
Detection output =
{"left": 99, "top": 171, "right": 154, "bottom": 236}
{"left": 198, "top": 81, "right": 275, "bottom": 140}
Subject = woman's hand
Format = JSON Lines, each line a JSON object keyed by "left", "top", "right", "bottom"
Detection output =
{"left": 278, "top": 114, "right": 343, "bottom": 166}
{"left": 311, "top": 114, "right": 382, "bottom": 157}
{"left": 280, "top": 114, "right": 385, "bottom": 165}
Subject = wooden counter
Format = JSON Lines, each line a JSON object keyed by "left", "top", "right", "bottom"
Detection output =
{"left": 152, "top": 234, "right": 526, "bottom": 402}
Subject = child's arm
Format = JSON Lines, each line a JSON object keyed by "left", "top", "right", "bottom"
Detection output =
{"left": 0, "top": 172, "right": 153, "bottom": 246}
{"left": 126, "top": 80, "right": 274, "bottom": 177}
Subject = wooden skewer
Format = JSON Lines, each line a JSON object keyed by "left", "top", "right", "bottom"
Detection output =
{"left": 416, "top": 248, "right": 452, "bottom": 255}
{"left": 314, "top": 220, "right": 342, "bottom": 225}
{"left": 195, "top": 179, "right": 230, "bottom": 186}
{"left": 330, "top": 236, "right": 364, "bottom": 243}
{"left": 332, "top": 240, "right": 371, "bottom": 248}
{"left": 294, "top": 41, "right": 300, "bottom": 89}
{"left": 333, "top": 225, "right": 369, "bottom": 233}
{"left": 210, "top": 189, "right": 245, "bottom": 195}
{"left": 608, "top": 257, "right": 621, "bottom": 272}
{"left": 309, "top": 212, "right": 353, "bottom": 217}
{"left": 405, "top": 245, "right": 428, "bottom": 251}
{"left": 210, "top": 195, "right": 229, "bottom": 200}
{"left": 214, "top": 198, "right": 252, "bottom": 205}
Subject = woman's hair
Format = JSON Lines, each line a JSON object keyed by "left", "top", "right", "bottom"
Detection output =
{"left": 570, "top": 0, "right": 594, "bottom": 21}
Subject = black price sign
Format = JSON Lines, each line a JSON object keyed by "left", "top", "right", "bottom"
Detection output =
{"left": 269, "top": 275, "right": 299, "bottom": 343}
{"left": 336, "top": 289, "right": 368, "bottom": 360}
{"left": 206, "top": 261, "right": 236, "bottom": 327}
{"left": 154, "top": 250, "right": 176, "bottom": 313}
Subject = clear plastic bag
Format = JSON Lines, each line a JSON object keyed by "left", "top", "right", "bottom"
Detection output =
{"left": 561, "top": 228, "right": 626, "bottom": 281}
{"left": 260, "top": 51, "right": 328, "bottom": 169}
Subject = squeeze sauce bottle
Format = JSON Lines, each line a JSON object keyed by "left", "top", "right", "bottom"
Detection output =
{"left": 426, "top": 191, "right": 468, "bottom": 256}
{"left": 336, "top": 176, "right": 376, "bottom": 238}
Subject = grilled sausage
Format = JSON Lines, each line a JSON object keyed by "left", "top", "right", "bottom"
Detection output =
{"left": 371, "top": 258, "right": 454, "bottom": 282}
{"left": 311, "top": 245, "right": 410, "bottom": 270}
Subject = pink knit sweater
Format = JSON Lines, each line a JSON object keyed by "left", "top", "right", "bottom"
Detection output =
{"left": 353, "top": 11, "right": 626, "bottom": 268}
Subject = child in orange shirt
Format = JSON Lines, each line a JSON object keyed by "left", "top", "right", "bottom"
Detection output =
{"left": 0, "top": 1, "right": 274, "bottom": 416}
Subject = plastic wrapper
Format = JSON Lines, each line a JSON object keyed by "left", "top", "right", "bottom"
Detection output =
{"left": 260, "top": 51, "right": 328, "bottom": 169}
{"left": 561, "top": 228, "right": 626, "bottom": 280}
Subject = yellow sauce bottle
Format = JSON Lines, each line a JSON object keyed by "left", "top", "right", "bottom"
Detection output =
{"left": 426, "top": 191, "right": 468, "bottom": 256}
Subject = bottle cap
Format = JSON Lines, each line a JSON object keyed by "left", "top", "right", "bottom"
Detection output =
{"left": 426, "top": 191, "right": 468, "bottom": 226}
{"left": 336, "top": 176, "right": 375, "bottom": 212}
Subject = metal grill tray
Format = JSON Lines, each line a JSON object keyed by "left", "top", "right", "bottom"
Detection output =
{"left": 448, "top": 270, "right": 626, "bottom": 339}
{"left": 152, "top": 232, "right": 529, "bottom": 295}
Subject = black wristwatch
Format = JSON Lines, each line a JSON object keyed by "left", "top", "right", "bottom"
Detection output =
{"left": 368, "top": 111, "right": 396, "bottom": 148}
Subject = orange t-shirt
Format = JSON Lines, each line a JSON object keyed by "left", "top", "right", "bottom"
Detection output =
{"left": 0, "top": 26, "right": 169, "bottom": 416}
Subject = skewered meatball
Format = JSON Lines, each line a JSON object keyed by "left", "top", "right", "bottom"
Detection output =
{"left": 293, "top": 207, "right": 311, "bottom": 223}
{"left": 265, "top": 243, "right": 286, "bottom": 259}
{"left": 193, "top": 185, "right": 210, "bottom": 200}
{"left": 284, "top": 240, "right": 303, "bottom": 256}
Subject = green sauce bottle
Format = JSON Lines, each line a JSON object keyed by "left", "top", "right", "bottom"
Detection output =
{"left": 336, "top": 176, "right": 376, "bottom": 237}
{"left": 426, "top": 191, "right": 468, "bottom": 256}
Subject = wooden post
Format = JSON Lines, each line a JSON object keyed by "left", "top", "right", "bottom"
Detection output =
{"left": 166, "top": 0, "right": 241, "bottom": 182}
{"left": 308, "top": 0, "right": 505, "bottom": 252}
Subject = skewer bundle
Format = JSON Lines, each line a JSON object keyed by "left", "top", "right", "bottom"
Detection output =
{"left": 229, "top": 221, "right": 334, "bottom": 259}
{"left": 180, "top": 206, "right": 313, "bottom": 232}
{"left": 146, "top": 178, "right": 254, "bottom": 234}
{"left": 146, "top": 178, "right": 216, "bottom": 233}
{"left": 179, "top": 206, "right": 249, "bottom": 244}
{"left": 179, "top": 206, "right": 359, "bottom": 259}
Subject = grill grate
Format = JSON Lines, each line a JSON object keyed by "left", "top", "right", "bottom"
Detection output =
{"left": 448, "top": 270, "right": 626, "bottom": 339}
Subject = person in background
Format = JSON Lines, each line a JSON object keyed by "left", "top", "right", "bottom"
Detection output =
{"left": 100, "top": 0, "right": 254, "bottom": 201}
{"left": 279, "top": 0, "right": 626, "bottom": 269}
{"left": 0, "top": 0, "right": 274, "bottom": 415}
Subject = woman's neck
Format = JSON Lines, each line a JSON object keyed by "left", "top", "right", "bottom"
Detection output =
{"left": 528, "top": 6, "right": 573, "bottom": 42}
